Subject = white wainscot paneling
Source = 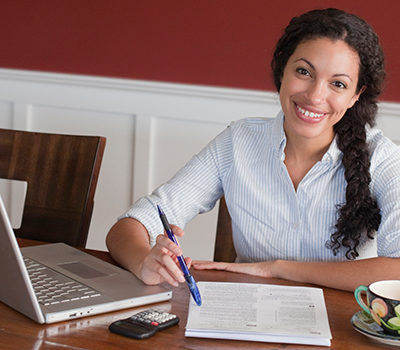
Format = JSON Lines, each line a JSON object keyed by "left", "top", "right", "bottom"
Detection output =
{"left": 0, "top": 69, "right": 281, "bottom": 260}
{"left": 0, "top": 68, "right": 398, "bottom": 261}
{"left": 149, "top": 117, "right": 228, "bottom": 259}
{"left": 0, "top": 100, "right": 13, "bottom": 128}
{"left": 376, "top": 102, "right": 400, "bottom": 145}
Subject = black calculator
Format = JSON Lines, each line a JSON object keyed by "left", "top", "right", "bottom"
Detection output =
{"left": 109, "top": 309, "right": 179, "bottom": 339}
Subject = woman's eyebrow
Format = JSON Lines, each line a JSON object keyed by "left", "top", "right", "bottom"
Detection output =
{"left": 294, "top": 58, "right": 353, "bottom": 81}
{"left": 294, "top": 58, "right": 314, "bottom": 69}
{"left": 333, "top": 73, "right": 353, "bottom": 81}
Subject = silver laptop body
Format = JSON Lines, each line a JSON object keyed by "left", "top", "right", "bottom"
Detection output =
{"left": 0, "top": 196, "right": 172, "bottom": 324}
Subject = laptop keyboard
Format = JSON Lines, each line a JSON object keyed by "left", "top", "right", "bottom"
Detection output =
{"left": 24, "top": 257, "right": 102, "bottom": 306}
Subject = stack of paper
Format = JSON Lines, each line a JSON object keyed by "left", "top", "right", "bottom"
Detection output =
{"left": 185, "top": 281, "right": 332, "bottom": 346}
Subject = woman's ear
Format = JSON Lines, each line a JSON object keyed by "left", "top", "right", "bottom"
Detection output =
{"left": 350, "top": 85, "right": 366, "bottom": 108}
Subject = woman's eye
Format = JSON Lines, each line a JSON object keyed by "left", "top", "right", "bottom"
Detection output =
{"left": 332, "top": 81, "right": 347, "bottom": 89}
{"left": 296, "top": 67, "right": 310, "bottom": 76}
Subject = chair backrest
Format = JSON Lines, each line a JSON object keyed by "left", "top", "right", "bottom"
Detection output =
{"left": 213, "top": 196, "right": 236, "bottom": 262}
{"left": 0, "top": 129, "right": 106, "bottom": 248}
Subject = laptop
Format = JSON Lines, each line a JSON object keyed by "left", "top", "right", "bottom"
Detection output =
{"left": 0, "top": 195, "right": 172, "bottom": 324}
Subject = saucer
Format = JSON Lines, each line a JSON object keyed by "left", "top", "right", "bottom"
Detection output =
{"left": 351, "top": 311, "right": 400, "bottom": 346}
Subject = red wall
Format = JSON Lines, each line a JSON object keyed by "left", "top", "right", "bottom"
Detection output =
{"left": 1, "top": 0, "right": 399, "bottom": 102}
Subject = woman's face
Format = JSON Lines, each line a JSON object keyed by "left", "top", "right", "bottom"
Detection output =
{"left": 279, "top": 37, "right": 363, "bottom": 146}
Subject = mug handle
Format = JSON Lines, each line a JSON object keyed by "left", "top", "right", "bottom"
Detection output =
{"left": 354, "top": 285, "right": 370, "bottom": 315}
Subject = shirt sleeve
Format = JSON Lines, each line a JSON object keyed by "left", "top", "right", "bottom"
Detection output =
{"left": 371, "top": 137, "right": 400, "bottom": 257}
{"left": 119, "top": 123, "right": 234, "bottom": 246}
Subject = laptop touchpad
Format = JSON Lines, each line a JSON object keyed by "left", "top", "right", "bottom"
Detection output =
{"left": 58, "top": 262, "right": 109, "bottom": 279}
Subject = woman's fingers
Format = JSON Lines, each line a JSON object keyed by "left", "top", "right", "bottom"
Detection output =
{"left": 158, "top": 250, "right": 185, "bottom": 283}
{"left": 191, "top": 260, "right": 231, "bottom": 271}
{"left": 140, "top": 234, "right": 186, "bottom": 285}
{"left": 139, "top": 225, "right": 193, "bottom": 287}
{"left": 156, "top": 233, "right": 182, "bottom": 257}
{"left": 155, "top": 263, "right": 182, "bottom": 287}
{"left": 170, "top": 224, "right": 184, "bottom": 237}
{"left": 185, "top": 256, "right": 192, "bottom": 269}
{"left": 192, "top": 260, "right": 271, "bottom": 278}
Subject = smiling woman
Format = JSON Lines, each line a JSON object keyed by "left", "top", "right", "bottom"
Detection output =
{"left": 279, "top": 38, "right": 362, "bottom": 148}
{"left": 271, "top": 8, "right": 385, "bottom": 261}
{"left": 106, "top": 8, "right": 400, "bottom": 292}
{"left": 277, "top": 38, "right": 363, "bottom": 191}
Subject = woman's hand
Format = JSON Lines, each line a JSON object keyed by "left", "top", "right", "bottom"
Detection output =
{"left": 106, "top": 218, "right": 192, "bottom": 287}
{"left": 191, "top": 260, "right": 274, "bottom": 279}
{"left": 138, "top": 225, "right": 192, "bottom": 287}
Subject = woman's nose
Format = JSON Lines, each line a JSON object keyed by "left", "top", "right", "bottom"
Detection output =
{"left": 306, "top": 81, "right": 326, "bottom": 104}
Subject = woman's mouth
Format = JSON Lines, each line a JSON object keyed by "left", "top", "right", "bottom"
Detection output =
{"left": 295, "top": 104, "right": 326, "bottom": 123}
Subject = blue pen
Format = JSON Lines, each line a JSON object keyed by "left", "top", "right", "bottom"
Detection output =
{"left": 157, "top": 205, "right": 202, "bottom": 306}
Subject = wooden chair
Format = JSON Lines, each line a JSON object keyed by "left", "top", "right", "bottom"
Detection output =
{"left": 213, "top": 196, "right": 237, "bottom": 262}
{"left": 0, "top": 129, "right": 106, "bottom": 248}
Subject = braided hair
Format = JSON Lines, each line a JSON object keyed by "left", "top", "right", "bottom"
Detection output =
{"left": 271, "top": 8, "right": 386, "bottom": 259}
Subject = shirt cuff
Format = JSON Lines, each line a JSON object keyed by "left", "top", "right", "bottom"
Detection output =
{"left": 118, "top": 196, "right": 164, "bottom": 247}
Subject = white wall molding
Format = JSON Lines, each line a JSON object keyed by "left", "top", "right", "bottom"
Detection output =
{"left": 0, "top": 68, "right": 398, "bottom": 259}
{"left": 0, "top": 68, "right": 279, "bottom": 105}
{"left": 376, "top": 101, "right": 400, "bottom": 144}
{"left": 0, "top": 68, "right": 397, "bottom": 118}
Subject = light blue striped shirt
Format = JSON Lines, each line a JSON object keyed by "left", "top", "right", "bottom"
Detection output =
{"left": 122, "top": 111, "right": 400, "bottom": 262}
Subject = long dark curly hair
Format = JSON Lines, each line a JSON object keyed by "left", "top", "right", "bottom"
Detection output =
{"left": 271, "top": 8, "right": 386, "bottom": 259}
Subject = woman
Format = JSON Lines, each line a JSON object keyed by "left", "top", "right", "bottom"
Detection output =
{"left": 106, "top": 8, "right": 400, "bottom": 291}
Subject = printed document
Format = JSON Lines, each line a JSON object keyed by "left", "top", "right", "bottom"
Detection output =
{"left": 185, "top": 281, "right": 332, "bottom": 346}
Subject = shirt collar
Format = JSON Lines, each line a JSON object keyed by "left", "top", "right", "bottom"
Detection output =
{"left": 321, "top": 135, "right": 342, "bottom": 164}
{"left": 271, "top": 111, "right": 286, "bottom": 159}
{"left": 272, "top": 110, "right": 342, "bottom": 165}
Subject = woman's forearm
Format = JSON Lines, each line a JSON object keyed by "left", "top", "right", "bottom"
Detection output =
{"left": 272, "top": 257, "right": 400, "bottom": 291}
{"left": 193, "top": 256, "right": 400, "bottom": 291}
{"left": 106, "top": 217, "right": 151, "bottom": 277}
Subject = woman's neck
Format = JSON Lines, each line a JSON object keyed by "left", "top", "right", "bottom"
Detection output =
{"left": 283, "top": 129, "right": 334, "bottom": 190}
{"left": 284, "top": 137, "right": 331, "bottom": 163}
{"left": 283, "top": 122, "right": 334, "bottom": 162}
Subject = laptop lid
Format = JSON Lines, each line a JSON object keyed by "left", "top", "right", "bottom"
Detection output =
{"left": 0, "top": 195, "right": 172, "bottom": 324}
{"left": 0, "top": 195, "right": 45, "bottom": 323}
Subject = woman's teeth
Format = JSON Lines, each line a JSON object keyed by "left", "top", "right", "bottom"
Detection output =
{"left": 296, "top": 105, "right": 324, "bottom": 118}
